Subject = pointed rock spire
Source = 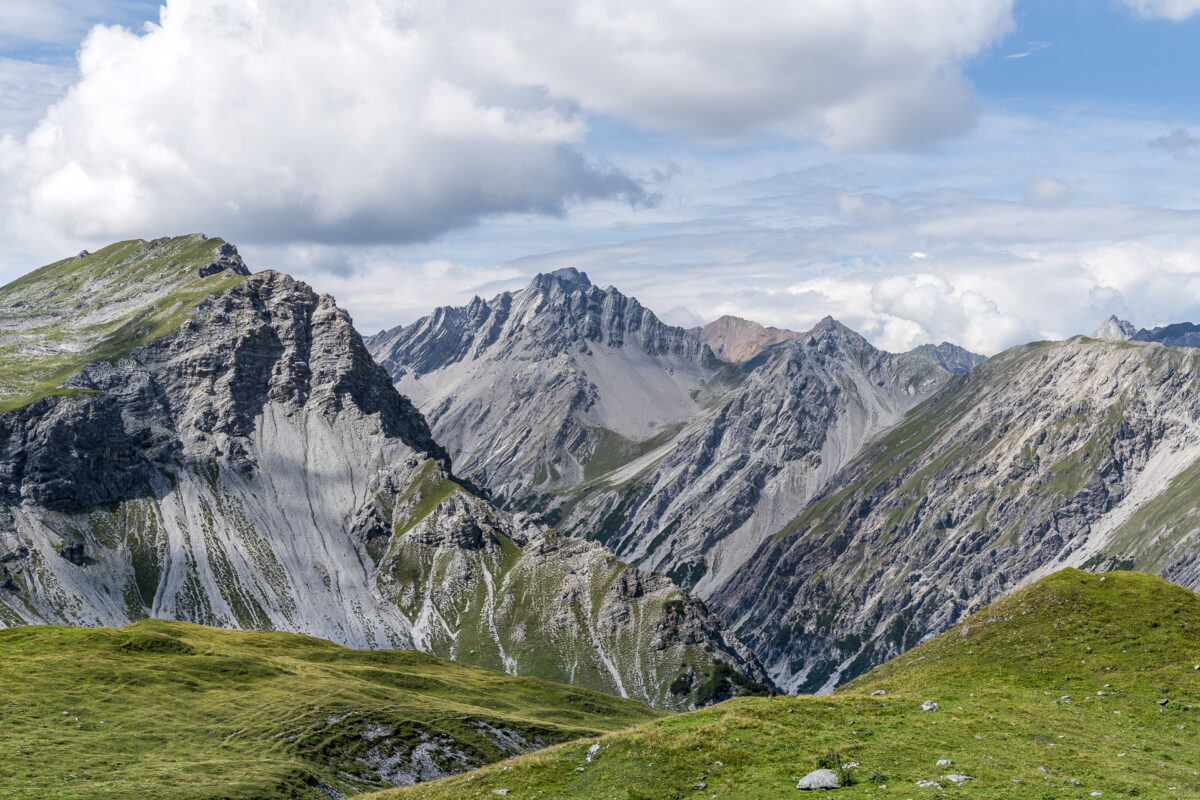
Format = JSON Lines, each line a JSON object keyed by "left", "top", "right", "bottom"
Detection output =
{"left": 1092, "top": 315, "right": 1136, "bottom": 340}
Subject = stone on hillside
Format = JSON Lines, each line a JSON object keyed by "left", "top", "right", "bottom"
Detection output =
{"left": 796, "top": 768, "right": 839, "bottom": 790}
{"left": 936, "top": 758, "right": 953, "bottom": 766}
{"left": 922, "top": 700, "right": 940, "bottom": 712}
{"left": 1157, "top": 698, "right": 1169, "bottom": 706}
{"left": 916, "top": 779, "right": 942, "bottom": 789}
{"left": 944, "top": 773, "right": 973, "bottom": 783}
{"left": 871, "top": 689, "right": 886, "bottom": 696}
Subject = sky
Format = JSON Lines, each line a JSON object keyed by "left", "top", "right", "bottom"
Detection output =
{"left": 1, "top": 0, "right": 1199, "bottom": 354}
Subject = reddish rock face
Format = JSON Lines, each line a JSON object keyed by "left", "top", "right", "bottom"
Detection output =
{"left": 694, "top": 314, "right": 798, "bottom": 365}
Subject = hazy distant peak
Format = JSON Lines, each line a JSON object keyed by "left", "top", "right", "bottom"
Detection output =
{"left": 1092, "top": 315, "right": 1136, "bottom": 340}
{"left": 696, "top": 314, "right": 797, "bottom": 364}
{"left": 909, "top": 342, "right": 987, "bottom": 374}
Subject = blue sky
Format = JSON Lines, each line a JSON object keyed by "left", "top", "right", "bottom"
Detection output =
{"left": 1, "top": 0, "right": 1199, "bottom": 353}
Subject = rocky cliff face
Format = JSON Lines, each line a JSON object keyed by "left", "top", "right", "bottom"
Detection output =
{"left": 366, "top": 269, "right": 738, "bottom": 502}
{"left": 543, "top": 317, "right": 956, "bottom": 599}
{"left": 715, "top": 336, "right": 1200, "bottom": 692}
{"left": 0, "top": 237, "right": 769, "bottom": 710}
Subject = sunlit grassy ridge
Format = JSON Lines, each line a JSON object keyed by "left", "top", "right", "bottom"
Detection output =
{"left": 0, "top": 234, "right": 248, "bottom": 412}
{"left": 368, "top": 569, "right": 1200, "bottom": 799}
{"left": 0, "top": 620, "right": 661, "bottom": 800}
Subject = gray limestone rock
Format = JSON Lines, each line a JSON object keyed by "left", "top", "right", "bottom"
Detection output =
{"left": 796, "top": 768, "right": 839, "bottom": 789}
{"left": 1092, "top": 315, "right": 1136, "bottom": 340}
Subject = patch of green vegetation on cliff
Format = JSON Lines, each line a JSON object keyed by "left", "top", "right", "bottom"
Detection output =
{"left": 0, "top": 235, "right": 249, "bottom": 413}
{"left": 371, "top": 569, "right": 1200, "bottom": 800}
{"left": 0, "top": 619, "right": 661, "bottom": 800}
{"left": 390, "top": 460, "right": 464, "bottom": 537}
{"left": 581, "top": 423, "right": 684, "bottom": 483}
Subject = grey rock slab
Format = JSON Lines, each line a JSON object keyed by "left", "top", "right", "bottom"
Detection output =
{"left": 795, "top": 768, "right": 839, "bottom": 790}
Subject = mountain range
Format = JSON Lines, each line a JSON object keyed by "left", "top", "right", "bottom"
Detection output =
{"left": 0, "top": 237, "right": 768, "bottom": 711}
{"left": 6, "top": 235, "right": 1200, "bottom": 708}
{"left": 370, "top": 269, "right": 1200, "bottom": 694}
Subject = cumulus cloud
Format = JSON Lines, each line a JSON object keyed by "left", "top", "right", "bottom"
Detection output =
{"left": 1123, "top": 0, "right": 1200, "bottom": 20}
{"left": 0, "top": 0, "right": 1014, "bottom": 253}
{"left": 0, "top": 0, "right": 643, "bottom": 249}
{"left": 475, "top": 0, "right": 1012, "bottom": 146}
{"left": 868, "top": 273, "right": 1024, "bottom": 353}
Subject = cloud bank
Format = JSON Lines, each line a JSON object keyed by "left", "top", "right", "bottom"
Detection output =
{"left": 1123, "top": 0, "right": 1200, "bottom": 21}
{"left": 0, "top": 0, "right": 1013, "bottom": 251}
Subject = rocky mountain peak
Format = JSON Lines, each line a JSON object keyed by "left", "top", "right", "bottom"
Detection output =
{"left": 529, "top": 266, "right": 592, "bottom": 295}
{"left": 695, "top": 315, "right": 798, "bottom": 364}
{"left": 909, "top": 342, "right": 987, "bottom": 374}
{"left": 1092, "top": 314, "right": 1136, "bottom": 340}
{"left": 197, "top": 240, "right": 250, "bottom": 278}
{"left": 804, "top": 315, "right": 872, "bottom": 351}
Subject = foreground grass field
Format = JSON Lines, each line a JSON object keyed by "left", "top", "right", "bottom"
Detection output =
{"left": 0, "top": 620, "right": 661, "bottom": 799}
{"left": 367, "top": 569, "right": 1200, "bottom": 799}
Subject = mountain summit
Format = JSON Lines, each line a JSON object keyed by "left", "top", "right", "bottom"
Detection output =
{"left": 694, "top": 315, "right": 798, "bottom": 364}
{"left": 1092, "top": 314, "right": 1137, "bottom": 340}
{"left": 366, "top": 271, "right": 736, "bottom": 500}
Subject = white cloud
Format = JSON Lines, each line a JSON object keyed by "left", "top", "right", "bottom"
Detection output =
{"left": 473, "top": 0, "right": 1013, "bottom": 146}
{"left": 243, "top": 242, "right": 527, "bottom": 335}
{"left": 0, "top": 0, "right": 642, "bottom": 252}
{"left": 452, "top": 106, "right": 1200, "bottom": 357}
{"left": 0, "top": 57, "right": 74, "bottom": 137}
{"left": 1025, "top": 176, "right": 1072, "bottom": 207}
{"left": 1123, "top": 0, "right": 1200, "bottom": 20}
{"left": 0, "top": 0, "right": 1015, "bottom": 255}
{"left": 0, "top": 1, "right": 160, "bottom": 50}
{"left": 868, "top": 273, "right": 1024, "bottom": 353}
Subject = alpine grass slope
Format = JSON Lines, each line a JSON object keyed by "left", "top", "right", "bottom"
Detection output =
{"left": 0, "top": 236, "right": 769, "bottom": 710}
{"left": 0, "top": 619, "right": 661, "bottom": 799}
{"left": 367, "top": 569, "right": 1200, "bottom": 800}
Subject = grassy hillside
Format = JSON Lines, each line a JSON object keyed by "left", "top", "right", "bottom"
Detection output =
{"left": 366, "top": 569, "right": 1200, "bottom": 799}
{"left": 0, "top": 620, "right": 661, "bottom": 800}
{"left": 0, "top": 234, "right": 247, "bottom": 412}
